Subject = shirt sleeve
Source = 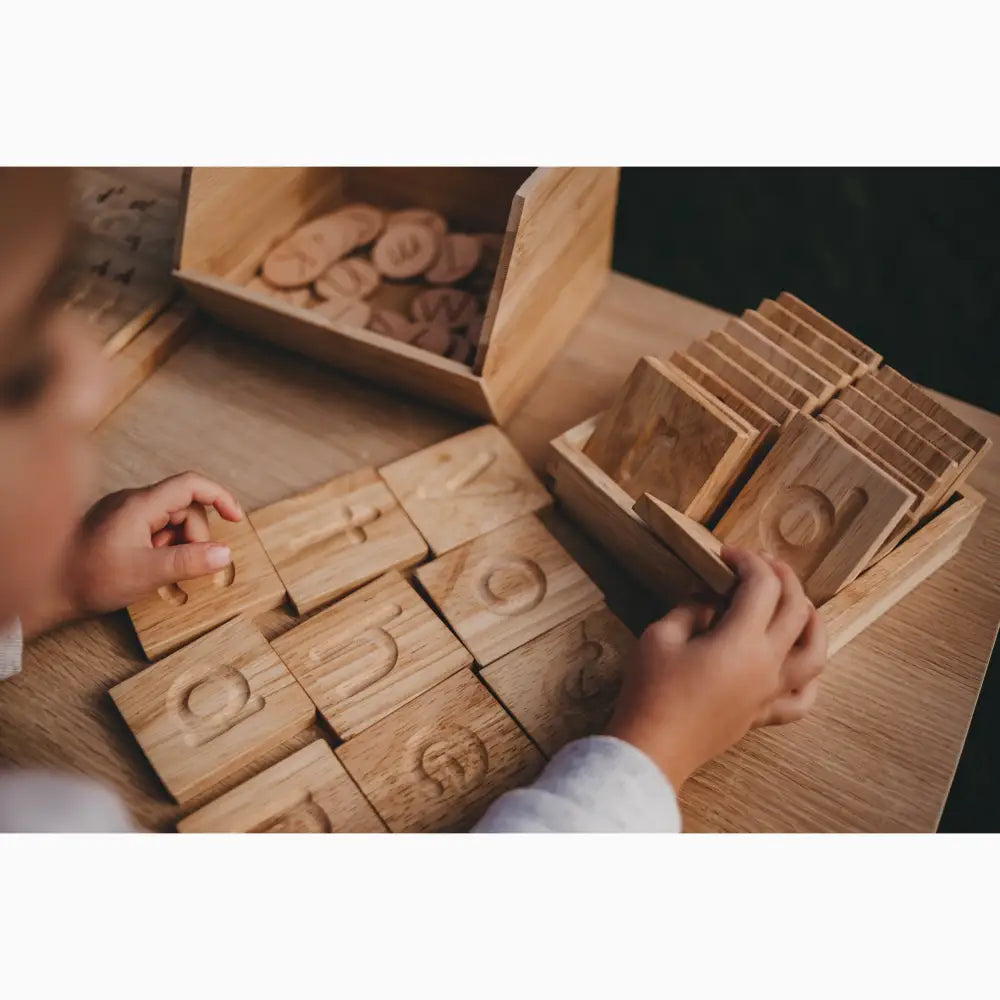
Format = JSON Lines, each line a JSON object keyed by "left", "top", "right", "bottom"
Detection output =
{"left": 473, "top": 735, "right": 682, "bottom": 833}
{"left": 0, "top": 618, "right": 22, "bottom": 681}
{"left": 0, "top": 769, "right": 137, "bottom": 832}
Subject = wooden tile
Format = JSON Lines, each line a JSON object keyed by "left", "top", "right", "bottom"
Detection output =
{"left": 776, "top": 291, "right": 883, "bottom": 371}
{"left": 724, "top": 317, "right": 835, "bottom": 404}
{"left": 481, "top": 605, "right": 635, "bottom": 757}
{"left": 838, "top": 386, "right": 958, "bottom": 482}
{"left": 875, "top": 366, "right": 992, "bottom": 482}
{"left": 715, "top": 415, "right": 914, "bottom": 603}
{"left": 271, "top": 571, "right": 472, "bottom": 740}
{"left": 670, "top": 351, "right": 780, "bottom": 442}
{"left": 739, "top": 309, "right": 850, "bottom": 390}
{"left": 177, "top": 739, "right": 386, "bottom": 833}
{"left": 821, "top": 399, "right": 941, "bottom": 514}
{"left": 127, "top": 508, "right": 286, "bottom": 661}
{"left": 249, "top": 467, "right": 428, "bottom": 615}
{"left": 110, "top": 616, "right": 315, "bottom": 804}
{"left": 378, "top": 424, "right": 551, "bottom": 556}
{"left": 685, "top": 340, "right": 797, "bottom": 426}
{"left": 415, "top": 514, "right": 603, "bottom": 666}
{"left": 633, "top": 493, "right": 735, "bottom": 595}
{"left": 582, "top": 356, "right": 753, "bottom": 520}
{"left": 336, "top": 670, "right": 544, "bottom": 832}
{"left": 706, "top": 330, "right": 817, "bottom": 412}
{"left": 757, "top": 298, "right": 866, "bottom": 379}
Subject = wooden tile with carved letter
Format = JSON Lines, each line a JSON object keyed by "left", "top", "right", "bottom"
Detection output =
{"left": 176, "top": 739, "right": 385, "bottom": 833}
{"left": 336, "top": 669, "right": 544, "bottom": 832}
{"left": 415, "top": 514, "right": 603, "bottom": 666}
{"left": 127, "top": 508, "right": 287, "bottom": 660}
{"left": 481, "top": 605, "right": 635, "bottom": 757}
{"left": 378, "top": 424, "right": 551, "bottom": 556}
{"left": 249, "top": 467, "right": 428, "bottom": 615}
{"left": 582, "top": 356, "right": 753, "bottom": 521}
{"left": 271, "top": 570, "right": 472, "bottom": 739}
{"left": 715, "top": 414, "right": 914, "bottom": 603}
{"left": 110, "top": 616, "right": 315, "bottom": 804}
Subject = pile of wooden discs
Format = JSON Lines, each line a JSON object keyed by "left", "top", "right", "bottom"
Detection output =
{"left": 245, "top": 202, "right": 503, "bottom": 365}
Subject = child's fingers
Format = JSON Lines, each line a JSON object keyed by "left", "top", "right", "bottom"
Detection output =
{"left": 645, "top": 600, "right": 714, "bottom": 650}
{"left": 760, "top": 554, "right": 812, "bottom": 652}
{"left": 782, "top": 608, "right": 828, "bottom": 691}
{"left": 138, "top": 472, "right": 242, "bottom": 530}
{"left": 141, "top": 540, "right": 233, "bottom": 587}
{"left": 717, "top": 546, "right": 782, "bottom": 636}
{"left": 757, "top": 676, "right": 821, "bottom": 727}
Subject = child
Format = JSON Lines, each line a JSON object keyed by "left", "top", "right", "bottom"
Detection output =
{"left": 0, "top": 168, "right": 826, "bottom": 832}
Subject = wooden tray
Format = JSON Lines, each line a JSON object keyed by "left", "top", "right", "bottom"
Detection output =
{"left": 548, "top": 415, "right": 985, "bottom": 654}
{"left": 173, "top": 167, "right": 620, "bottom": 422}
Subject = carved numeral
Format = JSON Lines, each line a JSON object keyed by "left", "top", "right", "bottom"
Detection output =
{"left": 477, "top": 557, "right": 547, "bottom": 616}
{"left": 167, "top": 663, "right": 265, "bottom": 748}
{"left": 410, "top": 725, "right": 489, "bottom": 797}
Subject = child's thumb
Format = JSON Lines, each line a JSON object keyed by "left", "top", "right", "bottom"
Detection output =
{"left": 144, "top": 542, "right": 232, "bottom": 587}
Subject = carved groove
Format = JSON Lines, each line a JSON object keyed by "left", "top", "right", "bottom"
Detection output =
{"left": 416, "top": 450, "right": 519, "bottom": 500}
{"left": 617, "top": 416, "right": 680, "bottom": 494}
{"left": 251, "top": 794, "right": 332, "bottom": 834}
{"left": 477, "top": 557, "right": 547, "bottom": 616}
{"left": 409, "top": 725, "right": 489, "bottom": 797}
{"left": 167, "top": 664, "right": 265, "bottom": 748}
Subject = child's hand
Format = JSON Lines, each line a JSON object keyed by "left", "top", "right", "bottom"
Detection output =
{"left": 605, "top": 546, "right": 827, "bottom": 790}
{"left": 23, "top": 472, "right": 243, "bottom": 636}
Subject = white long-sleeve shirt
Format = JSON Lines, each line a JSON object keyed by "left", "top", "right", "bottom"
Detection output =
{"left": 0, "top": 619, "right": 681, "bottom": 833}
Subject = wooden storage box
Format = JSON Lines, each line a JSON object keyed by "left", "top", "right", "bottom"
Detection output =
{"left": 173, "top": 167, "right": 620, "bottom": 422}
{"left": 548, "top": 415, "right": 985, "bottom": 655}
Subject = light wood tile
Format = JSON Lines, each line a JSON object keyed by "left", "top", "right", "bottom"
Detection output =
{"left": 706, "top": 330, "right": 817, "bottom": 412}
{"left": 127, "top": 507, "right": 286, "bottom": 660}
{"left": 177, "top": 739, "right": 385, "bottom": 832}
{"left": 249, "top": 467, "right": 427, "bottom": 615}
{"left": 756, "top": 298, "right": 866, "bottom": 379}
{"left": 739, "top": 309, "right": 849, "bottom": 390}
{"left": 776, "top": 291, "right": 883, "bottom": 371}
{"left": 481, "top": 605, "right": 635, "bottom": 757}
{"left": 378, "top": 423, "right": 551, "bottom": 555}
{"left": 271, "top": 571, "right": 472, "bottom": 739}
{"left": 715, "top": 415, "right": 914, "bottom": 603}
{"left": 336, "top": 670, "right": 544, "bottom": 831}
{"left": 110, "top": 616, "right": 315, "bottom": 804}
{"left": 416, "top": 514, "right": 603, "bottom": 666}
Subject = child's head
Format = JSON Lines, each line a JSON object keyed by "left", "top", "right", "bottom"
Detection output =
{"left": 0, "top": 168, "right": 103, "bottom": 624}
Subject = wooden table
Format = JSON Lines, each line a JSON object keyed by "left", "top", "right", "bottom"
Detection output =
{"left": 2, "top": 273, "right": 997, "bottom": 832}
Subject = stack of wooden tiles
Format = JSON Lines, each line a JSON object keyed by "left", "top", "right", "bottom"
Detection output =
{"left": 549, "top": 291, "right": 990, "bottom": 653}
{"left": 112, "top": 424, "right": 638, "bottom": 833}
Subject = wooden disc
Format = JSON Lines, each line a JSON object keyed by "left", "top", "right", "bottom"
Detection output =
{"left": 315, "top": 257, "right": 381, "bottom": 300}
{"left": 334, "top": 203, "right": 386, "bottom": 246}
{"left": 368, "top": 309, "right": 418, "bottom": 342}
{"left": 371, "top": 223, "right": 441, "bottom": 279}
{"left": 263, "top": 217, "right": 354, "bottom": 287}
{"left": 424, "top": 234, "right": 482, "bottom": 284}
{"left": 313, "top": 294, "right": 372, "bottom": 328}
{"left": 412, "top": 323, "right": 453, "bottom": 355}
{"left": 246, "top": 276, "right": 311, "bottom": 308}
{"left": 387, "top": 207, "right": 448, "bottom": 237}
{"left": 409, "top": 288, "right": 478, "bottom": 328}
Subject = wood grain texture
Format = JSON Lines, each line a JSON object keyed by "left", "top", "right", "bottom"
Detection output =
{"left": 481, "top": 605, "right": 635, "bottom": 757}
{"left": 109, "top": 616, "right": 315, "bottom": 804}
{"left": 739, "top": 309, "right": 850, "bottom": 390}
{"left": 271, "top": 571, "right": 472, "bottom": 740}
{"left": 336, "top": 670, "right": 545, "bottom": 832}
{"left": 715, "top": 415, "right": 913, "bottom": 603}
{"left": 547, "top": 418, "right": 702, "bottom": 606}
{"left": 685, "top": 339, "right": 797, "bottom": 426}
{"left": 776, "top": 292, "right": 883, "bottom": 371}
{"left": 756, "top": 298, "right": 866, "bottom": 379}
{"left": 821, "top": 399, "right": 941, "bottom": 514}
{"left": 378, "top": 423, "right": 551, "bottom": 555}
{"left": 838, "top": 385, "right": 957, "bottom": 483}
{"left": 583, "top": 356, "right": 752, "bottom": 520}
{"left": 415, "top": 514, "right": 603, "bottom": 666}
{"left": 633, "top": 494, "right": 735, "bottom": 595}
{"left": 707, "top": 330, "right": 817, "bottom": 412}
{"left": 853, "top": 373, "right": 974, "bottom": 468}
{"left": 249, "top": 467, "right": 427, "bottom": 615}
{"left": 177, "top": 739, "right": 385, "bottom": 833}
{"left": 127, "top": 507, "right": 286, "bottom": 660}
{"left": 724, "top": 317, "right": 835, "bottom": 403}
{"left": 7, "top": 267, "right": 998, "bottom": 834}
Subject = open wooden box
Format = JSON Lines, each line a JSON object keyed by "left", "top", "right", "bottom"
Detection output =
{"left": 173, "top": 167, "right": 620, "bottom": 422}
{"left": 548, "top": 415, "right": 985, "bottom": 655}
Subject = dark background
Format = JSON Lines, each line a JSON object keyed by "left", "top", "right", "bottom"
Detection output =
{"left": 610, "top": 168, "right": 999, "bottom": 831}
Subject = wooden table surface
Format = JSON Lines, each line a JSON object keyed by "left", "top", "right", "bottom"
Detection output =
{"left": 2, "top": 271, "right": 997, "bottom": 832}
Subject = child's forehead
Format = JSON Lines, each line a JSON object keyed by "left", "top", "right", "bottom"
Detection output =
{"left": 0, "top": 169, "right": 74, "bottom": 345}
